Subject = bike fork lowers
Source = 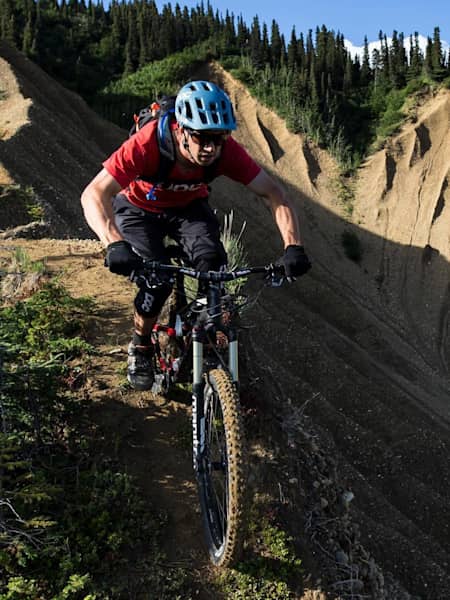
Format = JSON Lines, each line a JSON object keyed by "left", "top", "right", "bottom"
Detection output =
{"left": 191, "top": 327, "right": 239, "bottom": 471}
{"left": 192, "top": 329, "right": 204, "bottom": 470}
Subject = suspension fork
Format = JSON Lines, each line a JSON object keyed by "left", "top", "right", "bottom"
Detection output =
{"left": 228, "top": 327, "right": 238, "bottom": 385}
{"left": 192, "top": 326, "right": 205, "bottom": 470}
{"left": 206, "top": 282, "right": 239, "bottom": 383}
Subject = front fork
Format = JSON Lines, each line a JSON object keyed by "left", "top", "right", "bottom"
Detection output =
{"left": 191, "top": 329, "right": 239, "bottom": 471}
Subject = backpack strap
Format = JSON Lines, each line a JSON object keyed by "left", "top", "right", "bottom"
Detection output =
{"left": 138, "top": 114, "right": 219, "bottom": 200}
{"left": 157, "top": 111, "right": 175, "bottom": 161}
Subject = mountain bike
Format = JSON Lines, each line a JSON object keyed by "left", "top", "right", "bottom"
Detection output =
{"left": 132, "top": 253, "right": 285, "bottom": 567}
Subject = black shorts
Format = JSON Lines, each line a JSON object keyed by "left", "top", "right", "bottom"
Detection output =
{"left": 112, "top": 194, "right": 227, "bottom": 268}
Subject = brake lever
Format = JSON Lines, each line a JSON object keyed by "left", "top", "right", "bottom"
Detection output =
{"left": 268, "top": 274, "right": 286, "bottom": 287}
{"left": 129, "top": 270, "right": 174, "bottom": 287}
{"left": 264, "top": 263, "right": 286, "bottom": 287}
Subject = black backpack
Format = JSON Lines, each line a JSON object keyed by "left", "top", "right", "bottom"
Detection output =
{"left": 128, "top": 95, "right": 176, "bottom": 138}
{"left": 129, "top": 95, "right": 219, "bottom": 199}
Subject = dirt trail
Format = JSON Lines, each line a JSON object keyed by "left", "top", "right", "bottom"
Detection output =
{"left": 2, "top": 41, "right": 450, "bottom": 598}
{"left": 0, "top": 238, "right": 217, "bottom": 594}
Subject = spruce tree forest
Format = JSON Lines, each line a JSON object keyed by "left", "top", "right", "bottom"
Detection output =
{"left": 1, "top": 0, "right": 449, "bottom": 167}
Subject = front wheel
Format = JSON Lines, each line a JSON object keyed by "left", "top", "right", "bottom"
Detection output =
{"left": 197, "top": 369, "right": 247, "bottom": 567}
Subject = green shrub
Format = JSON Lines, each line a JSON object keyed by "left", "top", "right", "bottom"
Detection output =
{"left": 221, "top": 209, "right": 248, "bottom": 294}
{"left": 404, "top": 76, "right": 433, "bottom": 95}
{"left": 0, "top": 274, "right": 190, "bottom": 598}
{"left": 341, "top": 230, "right": 363, "bottom": 262}
{"left": 217, "top": 516, "right": 302, "bottom": 599}
{"left": 220, "top": 55, "right": 241, "bottom": 71}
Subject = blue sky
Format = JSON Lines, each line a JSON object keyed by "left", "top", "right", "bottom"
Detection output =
{"left": 155, "top": 0, "right": 450, "bottom": 47}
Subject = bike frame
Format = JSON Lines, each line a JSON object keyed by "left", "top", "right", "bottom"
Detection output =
{"left": 133, "top": 261, "right": 284, "bottom": 469}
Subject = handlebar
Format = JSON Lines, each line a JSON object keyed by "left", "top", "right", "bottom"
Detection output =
{"left": 130, "top": 260, "right": 286, "bottom": 287}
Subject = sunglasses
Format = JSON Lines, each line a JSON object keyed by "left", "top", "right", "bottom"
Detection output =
{"left": 186, "top": 129, "right": 229, "bottom": 147}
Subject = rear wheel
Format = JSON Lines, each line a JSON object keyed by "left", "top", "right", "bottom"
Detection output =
{"left": 152, "top": 288, "right": 187, "bottom": 393}
{"left": 197, "top": 368, "right": 246, "bottom": 567}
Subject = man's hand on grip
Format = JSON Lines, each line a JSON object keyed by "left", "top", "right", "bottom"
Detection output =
{"left": 283, "top": 245, "right": 311, "bottom": 280}
{"left": 105, "top": 240, "right": 141, "bottom": 276}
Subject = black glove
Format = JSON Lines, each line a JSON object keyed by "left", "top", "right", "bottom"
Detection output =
{"left": 105, "top": 240, "right": 142, "bottom": 276}
{"left": 283, "top": 245, "right": 311, "bottom": 279}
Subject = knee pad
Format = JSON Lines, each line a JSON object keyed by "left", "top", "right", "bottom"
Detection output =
{"left": 134, "top": 283, "right": 172, "bottom": 318}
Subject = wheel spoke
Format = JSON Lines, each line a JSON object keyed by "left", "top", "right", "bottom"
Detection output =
{"left": 207, "top": 395, "right": 228, "bottom": 538}
{"left": 197, "top": 369, "right": 246, "bottom": 566}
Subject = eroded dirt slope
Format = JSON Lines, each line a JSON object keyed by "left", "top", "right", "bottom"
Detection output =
{"left": 2, "top": 41, "right": 450, "bottom": 599}
{"left": 210, "top": 64, "right": 450, "bottom": 599}
{"left": 0, "top": 41, "right": 124, "bottom": 237}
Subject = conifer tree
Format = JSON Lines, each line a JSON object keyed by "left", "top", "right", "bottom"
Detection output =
{"left": 343, "top": 51, "right": 353, "bottom": 93}
{"left": 220, "top": 10, "right": 235, "bottom": 55}
{"left": 308, "top": 50, "right": 319, "bottom": 110}
{"left": 160, "top": 4, "right": 177, "bottom": 55}
{"left": 261, "top": 22, "right": 270, "bottom": 66}
{"left": 408, "top": 32, "right": 423, "bottom": 79}
{"left": 305, "top": 29, "right": 314, "bottom": 75}
{"left": 0, "top": 0, "right": 16, "bottom": 42}
{"left": 360, "top": 36, "right": 371, "bottom": 86}
{"left": 21, "top": 9, "right": 35, "bottom": 55}
{"left": 389, "top": 30, "right": 407, "bottom": 87}
{"left": 236, "top": 15, "right": 248, "bottom": 50}
{"left": 270, "top": 19, "right": 283, "bottom": 70}
{"left": 424, "top": 35, "right": 433, "bottom": 76}
{"left": 297, "top": 32, "right": 306, "bottom": 72}
{"left": 138, "top": 3, "right": 150, "bottom": 67}
{"left": 315, "top": 25, "right": 327, "bottom": 76}
{"left": 372, "top": 47, "right": 382, "bottom": 89}
{"left": 123, "top": 5, "right": 139, "bottom": 76}
{"left": 287, "top": 27, "right": 298, "bottom": 72}
{"left": 430, "top": 26, "right": 446, "bottom": 80}
{"left": 249, "top": 15, "right": 263, "bottom": 69}
{"left": 379, "top": 31, "right": 390, "bottom": 83}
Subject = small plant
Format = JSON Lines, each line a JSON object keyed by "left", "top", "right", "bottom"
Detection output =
{"left": 10, "top": 247, "right": 47, "bottom": 275}
{"left": 341, "top": 230, "right": 363, "bottom": 263}
{"left": 179, "top": 210, "right": 248, "bottom": 300}
{"left": 1, "top": 248, "right": 49, "bottom": 302}
{"left": 221, "top": 209, "right": 248, "bottom": 294}
{"left": 331, "top": 174, "right": 355, "bottom": 216}
{"left": 216, "top": 514, "right": 302, "bottom": 599}
{"left": 26, "top": 201, "right": 45, "bottom": 221}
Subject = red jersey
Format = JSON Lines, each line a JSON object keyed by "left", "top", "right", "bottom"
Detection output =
{"left": 103, "top": 120, "right": 261, "bottom": 212}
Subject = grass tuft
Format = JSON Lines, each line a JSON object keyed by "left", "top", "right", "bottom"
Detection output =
{"left": 341, "top": 230, "right": 363, "bottom": 263}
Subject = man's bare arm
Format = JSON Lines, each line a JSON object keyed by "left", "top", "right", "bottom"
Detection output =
{"left": 246, "top": 169, "right": 302, "bottom": 248}
{"left": 80, "top": 168, "right": 123, "bottom": 246}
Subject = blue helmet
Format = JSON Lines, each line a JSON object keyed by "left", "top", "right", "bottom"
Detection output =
{"left": 175, "top": 80, "right": 237, "bottom": 131}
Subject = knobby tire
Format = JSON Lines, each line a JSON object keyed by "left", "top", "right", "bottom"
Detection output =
{"left": 197, "top": 368, "right": 246, "bottom": 567}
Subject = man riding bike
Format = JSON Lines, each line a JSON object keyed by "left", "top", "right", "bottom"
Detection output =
{"left": 81, "top": 80, "right": 311, "bottom": 390}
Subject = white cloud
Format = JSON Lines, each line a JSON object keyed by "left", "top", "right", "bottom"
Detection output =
{"left": 345, "top": 34, "right": 450, "bottom": 61}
